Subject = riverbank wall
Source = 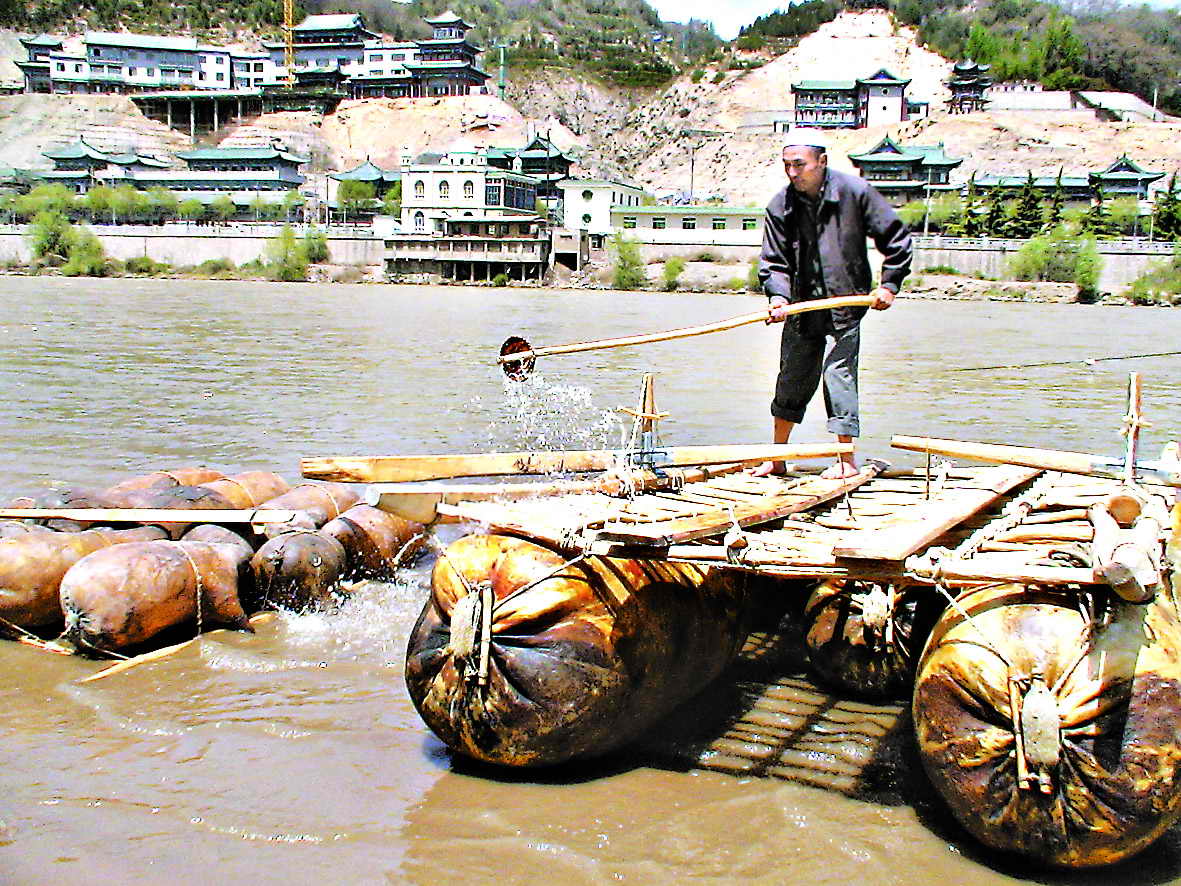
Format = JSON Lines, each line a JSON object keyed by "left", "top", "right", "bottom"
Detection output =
{"left": 629, "top": 235, "right": 1176, "bottom": 294}
{"left": 0, "top": 223, "right": 383, "bottom": 267}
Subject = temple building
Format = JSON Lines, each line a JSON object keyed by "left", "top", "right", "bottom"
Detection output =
{"left": 16, "top": 10, "right": 489, "bottom": 100}
{"left": 971, "top": 156, "right": 1164, "bottom": 201}
{"left": 847, "top": 136, "right": 963, "bottom": 205}
{"left": 792, "top": 69, "right": 914, "bottom": 129}
{"left": 31, "top": 139, "right": 307, "bottom": 206}
{"left": 485, "top": 135, "right": 575, "bottom": 200}
{"left": 330, "top": 158, "right": 402, "bottom": 199}
{"left": 946, "top": 60, "right": 991, "bottom": 114}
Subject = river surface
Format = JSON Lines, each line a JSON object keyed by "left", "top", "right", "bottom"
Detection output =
{"left": 1, "top": 276, "right": 1180, "bottom": 885}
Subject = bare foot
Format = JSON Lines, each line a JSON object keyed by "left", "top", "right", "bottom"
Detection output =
{"left": 749, "top": 460, "right": 786, "bottom": 477}
{"left": 820, "top": 460, "right": 859, "bottom": 480}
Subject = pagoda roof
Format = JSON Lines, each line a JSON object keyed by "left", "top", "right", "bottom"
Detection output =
{"left": 84, "top": 31, "right": 198, "bottom": 51}
{"left": 793, "top": 80, "right": 857, "bottom": 91}
{"left": 953, "top": 59, "right": 990, "bottom": 73}
{"left": 178, "top": 147, "right": 309, "bottom": 164}
{"left": 295, "top": 13, "right": 366, "bottom": 31}
{"left": 1091, "top": 154, "right": 1164, "bottom": 183}
{"left": 848, "top": 136, "right": 961, "bottom": 167}
{"left": 857, "top": 68, "right": 910, "bottom": 86}
{"left": 107, "top": 153, "right": 170, "bottom": 168}
{"left": 330, "top": 159, "right": 401, "bottom": 182}
{"left": 973, "top": 173, "right": 1090, "bottom": 188}
{"left": 20, "top": 34, "right": 62, "bottom": 47}
{"left": 424, "top": 10, "right": 473, "bottom": 27}
{"left": 44, "top": 139, "right": 110, "bottom": 162}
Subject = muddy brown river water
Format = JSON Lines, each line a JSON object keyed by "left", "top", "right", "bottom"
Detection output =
{"left": 2, "top": 276, "right": 1181, "bottom": 885}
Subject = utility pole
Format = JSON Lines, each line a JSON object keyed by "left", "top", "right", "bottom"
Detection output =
{"left": 496, "top": 41, "right": 507, "bottom": 101}
{"left": 923, "top": 167, "right": 933, "bottom": 237}
{"left": 283, "top": 0, "right": 295, "bottom": 88}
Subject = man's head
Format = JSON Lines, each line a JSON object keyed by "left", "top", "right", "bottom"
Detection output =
{"left": 782, "top": 139, "right": 827, "bottom": 199}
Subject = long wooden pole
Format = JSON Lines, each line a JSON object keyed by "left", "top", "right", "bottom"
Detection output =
{"left": 891, "top": 435, "right": 1181, "bottom": 488}
{"left": 0, "top": 508, "right": 301, "bottom": 523}
{"left": 302, "top": 442, "right": 855, "bottom": 484}
{"left": 497, "top": 294, "right": 876, "bottom": 367}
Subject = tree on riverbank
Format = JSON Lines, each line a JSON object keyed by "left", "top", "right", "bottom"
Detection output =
{"left": 611, "top": 233, "right": 645, "bottom": 289}
{"left": 266, "top": 225, "right": 309, "bottom": 282}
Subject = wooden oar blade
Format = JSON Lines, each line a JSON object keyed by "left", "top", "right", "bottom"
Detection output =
{"left": 303, "top": 442, "right": 855, "bottom": 484}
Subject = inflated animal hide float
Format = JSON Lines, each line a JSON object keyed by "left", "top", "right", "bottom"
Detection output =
{"left": 913, "top": 578, "right": 1181, "bottom": 867}
{"left": 803, "top": 579, "right": 930, "bottom": 699}
{"left": 250, "top": 505, "right": 424, "bottom": 611}
{"left": 0, "top": 526, "right": 169, "bottom": 630}
{"left": 405, "top": 533, "right": 752, "bottom": 767}
{"left": 60, "top": 539, "right": 254, "bottom": 653}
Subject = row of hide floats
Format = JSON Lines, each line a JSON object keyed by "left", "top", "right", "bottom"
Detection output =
{"left": 0, "top": 467, "right": 424, "bottom": 655}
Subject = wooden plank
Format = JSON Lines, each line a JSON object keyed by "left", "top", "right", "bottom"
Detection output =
{"left": 0, "top": 508, "right": 300, "bottom": 524}
{"left": 832, "top": 466, "right": 1040, "bottom": 561}
{"left": 891, "top": 435, "right": 1181, "bottom": 487}
{"left": 302, "top": 442, "right": 854, "bottom": 483}
{"left": 591, "top": 463, "right": 884, "bottom": 546}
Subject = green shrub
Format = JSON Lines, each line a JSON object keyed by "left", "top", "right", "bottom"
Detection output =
{"left": 61, "top": 226, "right": 107, "bottom": 277}
{"left": 723, "top": 277, "right": 747, "bottom": 290}
{"left": 492, "top": 272, "right": 509, "bottom": 286}
{"left": 266, "top": 225, "right": 309, "bottom": 281}
{"left": 898, "top": 200, "right": 926, "bottom": 230}
{"left": 661, "top": 256, "right": 686, "bottom": 291}
{"left": 1124, "top": 247, "right": 1181, "bottom": 305}
{"left": 1009, "top": 227, "right": 1078, "bottom": 282}
{"left": 196, "top": 258, "right": 236, "bottom": 275}
{"left": 28, "top": 210, "right": 74, "bottom": 258}
{"left": 125, "top": 255, "right": 170, "bottom": 275}
{"left": 1073, "top": 237, "right": 1101, "bottom": 301}
{"left": 711, "top": 71, "right": 726, "bottom": 84}
{"left": 690, "top": 69, "right": 705, "bottom": 83}
{"left": 302, "top": 227, "right": 329, "bottom": 263}
{"left": 611, "top": 233, "right": 645, "bottom": 290}
{"left": 694, "top": 250, "right": 718, "bottom": 262}
{"left": 747, "top": 256, "right": 761, "bottom": 292}
{"left": 921, "top": 264, "right": 959, "bottom": 274}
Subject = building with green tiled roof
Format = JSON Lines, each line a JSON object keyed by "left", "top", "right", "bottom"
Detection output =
{"left": 848, "top": 136, "right": 963, "bottom": 205}
{"left": 792, "top": 68, "right": 919, "bottom": 129}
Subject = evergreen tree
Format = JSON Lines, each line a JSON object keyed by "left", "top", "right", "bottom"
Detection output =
{"left": 1008, "top": 172, "right": 1044, "bottom": 238}
{"left": 1080, "top": 185, "right": 1116, "bottom": 238}
{"left": 1045, "top": 168, "right": 1065, "bottom": 231}
{"left": 983, "top": 187, "right": 1007, "bottom": 237}
{"left": 1153, "top": 173, "right": 1181, "bottom": 240}
{"left": 955, "top": 173, "right": 985, "bottom": 237}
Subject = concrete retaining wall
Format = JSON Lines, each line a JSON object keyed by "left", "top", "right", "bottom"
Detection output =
{"left": 912, "top": 236, "right": 1176, "bottom": 293}
{"left": 0, "top": 223, "right": 383, "bottom": 268}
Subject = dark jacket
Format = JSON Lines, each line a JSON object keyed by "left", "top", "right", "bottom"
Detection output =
{"left": 758, "top": 168, "right": 913, "bottom": 332}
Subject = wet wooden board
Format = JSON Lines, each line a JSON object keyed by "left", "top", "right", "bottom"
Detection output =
{"left": 591, "top": 465, "right": 883, "bottom": 546}
{"left": 831, "top": 466, "right": 1040, "bottom": 561}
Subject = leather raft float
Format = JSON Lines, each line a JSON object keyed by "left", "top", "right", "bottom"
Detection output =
{"left": 302, "top": 373, "right": 1181, "bottom": 869}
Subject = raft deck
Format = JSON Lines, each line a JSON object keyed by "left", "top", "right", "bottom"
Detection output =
{"left": 435, "top": 462, "right": 1174, "bottom": 589}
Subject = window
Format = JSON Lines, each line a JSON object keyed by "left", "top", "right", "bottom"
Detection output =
{"left": 652, "top": 217, "right": 666, "bottom": 229}
{"left": 75, "top": 63, "right": 83, "bottom": 72}
{"left": 216, "top": 72, "right": 225, "bottom": 81}
{"left": 742, "top": 218, "right": 757, "bottom": 231}
{"left": 463, "top": 179, "right": 474, "bottom": 198}
{"left": 413, "top": 180, "right": 424, "bottom": 199}
{"left": 682, "top": 217, "right": 696, "bottom": 230}
{"left": 254, "top": 62, "right": 264, "bottom": 72}
{"left": 439, "top": 180, "right": 449, "bottom": 199}
{"left": 623, "top": 216, "right": 636, "bottom": 229}
{"left": 146, "top": 68, "right": 155, "bottom": 76}
{"left": 712, "top": 218, "right": 726, "bottom": 230}
{"left": 414, "top": 211, "right": 425, "bottom": 230}
{"left": 582, "top": 189, "right": 593, "bottom": 201}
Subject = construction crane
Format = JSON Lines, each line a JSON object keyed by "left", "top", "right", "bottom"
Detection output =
{"left": 283, "top": 0, "right": 296, "bottom": 87}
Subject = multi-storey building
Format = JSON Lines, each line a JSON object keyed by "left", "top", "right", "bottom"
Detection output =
{"left": 558, "top": 179, "right": 649, "bottom": 248}
{"left": 971, "top": 156, "right": 1164, "bottom": 201}
{"left": 33, "top": 139, "right": 307, "bottom": 207}
{"left": 847, "top": 136, "right": 963, "bottom": 205}
{"left": 16, "top": 10, "right": 489, "bottom": 99}
{"left": 946, "top": 60, "right": 991, "bottom": 114}
{"left": 792, "top": 69, "right": 914, "bottom": 129}
{"left": 400, "top": 142, "right": 542, "bottom": 234}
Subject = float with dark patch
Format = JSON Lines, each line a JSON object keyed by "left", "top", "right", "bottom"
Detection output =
{"left": 404, "top": 533, "right": 753, "bottom": 767}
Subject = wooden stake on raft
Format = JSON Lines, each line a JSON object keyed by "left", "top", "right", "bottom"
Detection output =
{"left": 891, "top": 436, "right": 1181, "bottom": 488}
{"left": 302, "top": 442, "right": 856, "bottom": 484}
{"left": 496, "top": 294, "right": 876, "bottom": 376}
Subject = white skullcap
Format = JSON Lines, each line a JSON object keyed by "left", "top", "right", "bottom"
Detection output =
{"left": 783, "top": 129, "right": 829, "bottom": 152}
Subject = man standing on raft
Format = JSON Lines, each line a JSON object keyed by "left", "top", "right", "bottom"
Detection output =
{"left": 753, "top": 132, "right": 913, "bottom": 479}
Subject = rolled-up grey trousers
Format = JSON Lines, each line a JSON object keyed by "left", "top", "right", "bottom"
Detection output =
{"left": 771, "top": 322, "right": 860, "bottom": 437}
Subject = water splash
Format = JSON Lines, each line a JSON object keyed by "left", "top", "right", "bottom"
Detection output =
{"left": 474, "top": 373, "right": 625, "bottom": 453}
